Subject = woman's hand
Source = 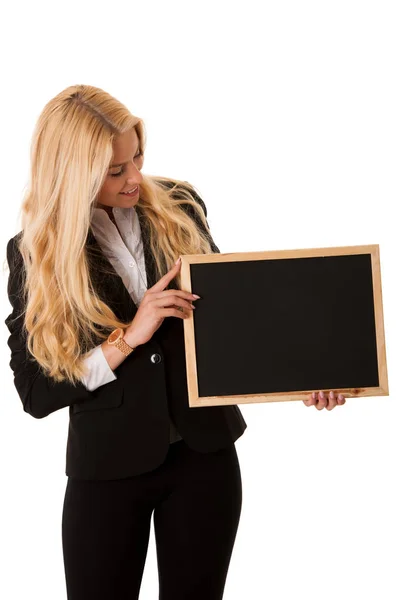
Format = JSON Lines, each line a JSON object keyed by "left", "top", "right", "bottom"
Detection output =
{"left": 124, "top": 258, "right": 197, "bottom": 348}
{"left": 303, "top": 390, "right": 346, "bottom": 411}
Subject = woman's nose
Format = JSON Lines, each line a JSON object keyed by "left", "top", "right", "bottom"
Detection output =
{"left": 127, "top": 163, "right": 143, "bottom": 182}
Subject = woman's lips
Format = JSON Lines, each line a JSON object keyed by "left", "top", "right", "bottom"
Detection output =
{"left": 120, "top": 186, "right": 139, "bottom": 197}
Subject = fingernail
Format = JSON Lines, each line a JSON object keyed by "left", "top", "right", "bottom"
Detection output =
{"left": 175, "top": 257, "right": 181, "bottom": 264}
{"left": 192, "top": 294, "right": 201, "bottom": 299}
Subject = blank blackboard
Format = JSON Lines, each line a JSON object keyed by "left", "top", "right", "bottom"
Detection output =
{"left": 181, "top": 244, "right": 389, "bottom": 407}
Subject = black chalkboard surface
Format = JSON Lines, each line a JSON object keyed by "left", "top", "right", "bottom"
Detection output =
{"left": 180, "top": 244, "right": 389, "bottom": 407}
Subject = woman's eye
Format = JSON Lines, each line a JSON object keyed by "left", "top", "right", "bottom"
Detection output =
{"left": 110, "top": 152, "right": 142, "bottom": 178}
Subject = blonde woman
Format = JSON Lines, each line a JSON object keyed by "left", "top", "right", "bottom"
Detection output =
{"left": 4, "top": 84, "right": 247, "bottom": 600}
{"left": 4, "top": 84, "right": 345, "bottom": 600}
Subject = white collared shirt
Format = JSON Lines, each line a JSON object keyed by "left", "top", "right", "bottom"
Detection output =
{"left": 81, "top": 205, "right": 182, "bottom": 444}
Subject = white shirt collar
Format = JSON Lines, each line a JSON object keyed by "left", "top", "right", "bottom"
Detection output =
{"left": 91, "top": 205, "right": 135, "bottom": 223}
{"left": 90, "top": 205, "right": 142, "bottom": 252}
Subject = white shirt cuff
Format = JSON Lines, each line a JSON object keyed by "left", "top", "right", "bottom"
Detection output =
{"left": 81, "top": 344, "right": 118, "bottom": 391}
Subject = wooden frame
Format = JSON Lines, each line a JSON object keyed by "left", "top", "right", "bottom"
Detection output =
{"left": 181, "top": 244, "right": 389, "bottom": 408}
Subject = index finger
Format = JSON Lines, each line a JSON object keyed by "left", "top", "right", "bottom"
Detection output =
{"left": 149, "top": 257, "right": 182, "bottom": 294}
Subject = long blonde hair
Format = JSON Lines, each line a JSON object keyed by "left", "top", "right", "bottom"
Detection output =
{"left": 9, "top": 84, "right": 216, "bottom": 385}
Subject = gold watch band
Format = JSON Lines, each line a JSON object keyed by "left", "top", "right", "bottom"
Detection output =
{"left": 114, "top": 336, "right": 134, "bottom": 356}
{"left": 108, "top": 328, "right": 135, "bottom": 356}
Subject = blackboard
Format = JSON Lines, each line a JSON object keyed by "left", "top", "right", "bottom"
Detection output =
{"left": 180, "top": 244, "right": 389, "bottom": 407}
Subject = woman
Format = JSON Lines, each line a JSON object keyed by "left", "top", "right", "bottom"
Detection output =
{"left": 4, "top": 84, "right": 345, "bottom": 600}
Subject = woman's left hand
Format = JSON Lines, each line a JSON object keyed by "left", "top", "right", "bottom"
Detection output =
{"left": 303, "top": 390, "right": 346, "bottom": 411}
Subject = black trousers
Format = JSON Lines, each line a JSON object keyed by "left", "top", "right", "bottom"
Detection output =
{"left": 61, "top": 439, "right": 242, "bottom": 599}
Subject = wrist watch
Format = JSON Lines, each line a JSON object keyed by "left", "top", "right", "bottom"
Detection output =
{"left": 107, "top": 327, "right": 135, "bottom": 356}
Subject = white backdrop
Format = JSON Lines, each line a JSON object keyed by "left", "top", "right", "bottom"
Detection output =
{"left": 1, "top": 1, "right": 399, "bottom": 599}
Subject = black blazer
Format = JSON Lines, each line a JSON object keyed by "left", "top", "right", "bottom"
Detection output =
{"left": 4, "top": 185, "right": 247, "bottom": 480}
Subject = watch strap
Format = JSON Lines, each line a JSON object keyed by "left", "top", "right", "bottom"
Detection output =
{"left": 114, "top": 335, "right": 134, "bottom": 356}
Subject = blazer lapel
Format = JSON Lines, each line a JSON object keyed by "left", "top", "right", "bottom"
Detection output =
{"left": 135, "top": 204, "right": 159, "bottom": 290}
{"left": 85, "top": 205, "right": 158, "bottom": 324}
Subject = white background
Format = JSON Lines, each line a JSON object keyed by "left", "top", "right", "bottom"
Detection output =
{"left": 1, "top": 1, "right": 399, "bottom": 598}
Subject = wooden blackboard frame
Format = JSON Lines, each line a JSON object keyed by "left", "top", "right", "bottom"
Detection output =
{"left": 181, "top": 244, "right": 389, "bottom": 407}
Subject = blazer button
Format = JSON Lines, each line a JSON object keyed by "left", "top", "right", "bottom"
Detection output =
{"left": 150, "top": 353, "right": 162, "bottom": 364}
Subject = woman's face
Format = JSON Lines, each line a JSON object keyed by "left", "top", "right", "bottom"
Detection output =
{"left": 95, "top": 127, "right": 144, "bottom": 216}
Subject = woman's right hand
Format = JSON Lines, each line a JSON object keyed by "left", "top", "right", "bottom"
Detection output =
{"left": 124, "top": 258, "right": 200, "bottom": 348}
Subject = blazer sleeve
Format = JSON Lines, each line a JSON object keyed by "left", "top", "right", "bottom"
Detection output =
{"left": 4, "top": 236, "right": 117, "bottom": 419}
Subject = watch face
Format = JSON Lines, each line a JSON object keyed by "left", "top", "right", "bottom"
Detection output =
{"left": 109, "top": 328, "right": 123, "bottom": 343}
